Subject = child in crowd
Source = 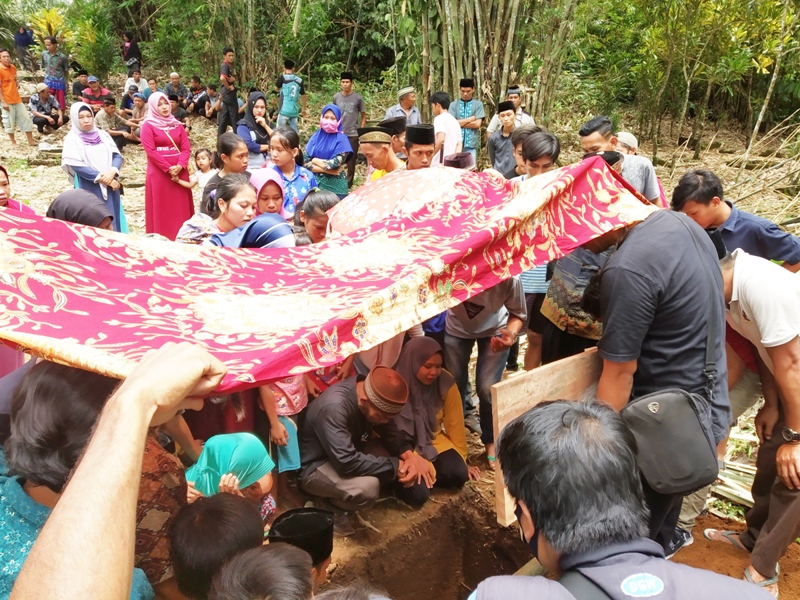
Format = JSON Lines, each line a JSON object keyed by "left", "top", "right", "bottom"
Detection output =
{"left": 185, "top": 432, "right": 276, "bottom": 521}
{"left": 202, "top": 132, "right": 250, "bottom": 213}
{"left": 258, "top": 373, "right": 319, "bottom": 510}
{"left": 169, "top": 493, "right": 265, "bottom": 600}
{"left": 176, "top": 148, "right": 218, "bottom": 203}
{"left": 269, "top": 127, "right": 317, "bottom": 221}
{"left": 251, "top": 168, "right": 285, "bottom": 216}
{"left": 293, "top": 188, "right": 340, "bottom": 244}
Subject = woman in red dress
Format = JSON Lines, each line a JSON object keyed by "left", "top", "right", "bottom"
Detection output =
{"left": 140, "top": 91, "right": 193, "bottom": 239}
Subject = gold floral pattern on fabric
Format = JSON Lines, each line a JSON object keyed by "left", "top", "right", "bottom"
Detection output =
{"left": 0, "top": 158, "right": 656, "bottom": 391}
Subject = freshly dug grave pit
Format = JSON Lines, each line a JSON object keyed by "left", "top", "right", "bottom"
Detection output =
{"left": 325, "top": 484, "right": 529, "bottom": 600}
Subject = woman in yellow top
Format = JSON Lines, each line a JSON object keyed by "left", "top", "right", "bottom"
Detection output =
{"left": 395, "top": 337, "right": 481, "bottom": 489}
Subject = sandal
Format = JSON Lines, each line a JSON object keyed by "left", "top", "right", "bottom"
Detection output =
{"left": 744, "top": 564, "right": 779, "bottom": 598}
{"left": 486, "top": 455, "right": 496, "bottom": 469}
{"left": 703, "top": 529, "right": 749, "bottom": 552}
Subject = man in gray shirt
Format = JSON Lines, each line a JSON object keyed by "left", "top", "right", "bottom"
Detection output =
{"left": 333, "top": 71, "right": 366, "bottom": 189}
{"left": 443, "top": 277, "right": 526, "bottom": 462}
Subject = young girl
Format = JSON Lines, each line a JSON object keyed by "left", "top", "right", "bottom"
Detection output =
{"left": 176, "top": 148, "right": 218, "bottom": 202}
{"left": 293, "top": 188, "right": 340, "bottom": 244}
{"left": 269, "top": 127, "right": 316, "bottom": 221}
{"left": 258, "top": 374, "right": 319, "bottom": 510}
{"left": 202, "top": 132, "right": 250, "bottom": 215}
{"left": 304, "top": 104, "right": 352, "bottom": 199}
{"left": 185, "top": 432, "right": 277, "bottom": 521}
{"left": 176, "top": 172, "right": 256, "bottom": 244}
{"left": 250, "top": 167, "right": 285, "bottom": 217}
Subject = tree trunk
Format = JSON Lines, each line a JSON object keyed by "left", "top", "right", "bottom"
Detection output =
{"left": 421, "top": 7, "right": 431, "bottom": 119}
{"left": 499, "top": 0, "right": 522, "bottom": 100}
{"left": 692, "top": 77, "right": 713, "bottom": 160}
{"left": 737, "top": 0, "right": 794, "bottom": 180}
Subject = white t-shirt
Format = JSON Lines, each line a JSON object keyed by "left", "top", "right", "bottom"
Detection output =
{"left": 432, "top": 112, "right": 462, "bottom": 166}
{"left": 727, "top": 248, "right": 800, "bottom": 373}
{"left": 124, "top": 77, "right": 145, "bottom": 93}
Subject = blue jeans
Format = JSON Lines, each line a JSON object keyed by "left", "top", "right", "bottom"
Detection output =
{"left": 443, "top": 333, "right": 510, "bottom": 444}
{"left": 277, "top": 114, "right": 298, "bottom": 132}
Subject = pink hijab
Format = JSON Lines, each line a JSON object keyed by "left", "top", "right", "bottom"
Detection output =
{"left": 144, "top": 92, "right": 182, "bottom": 130}
{"left": 250, "top": 167, "right": 286, "bottom": 217}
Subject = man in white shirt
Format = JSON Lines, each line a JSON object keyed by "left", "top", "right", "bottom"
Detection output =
{"left": 429, "top": 91, "right": 462, "bottom": 167}
{"left": 705, "top": 248, "right": 800, "bottom": 598}
{"left": 124, "top": 68, "right": 145, "bottom": 94}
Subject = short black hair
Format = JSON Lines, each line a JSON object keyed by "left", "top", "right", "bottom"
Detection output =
{"left": 0, "top": 48, "right": 10, "bottom": 56}
{"left": 496, "top": 400, "right": 649, "bottom": 556}
{"left": 78, "top": 69, "right": 88, "bottom": 76}
{"left": 284, "top": 59, "right": 296, "bottom": 70}
{"left": 103, "top": 97, "right": 116, "bottom": 106}
{"left": 511, "top": 123, "right": 543, "bottom": 148}
{"left": 207, "top": 82, "right": 218, "bottom": 91}
{"left": 670, "top": 169, "right": 724, "bottom": 211}
{"left": 4, "top": 362, "right": 119, "bottom": 493}
{"left": 191, "top": 74, "right": 202, "bottom": 84}
{"left": 170, "top": 494, "right": 264, "bottom": 600}
{"left": 43, "top": 36, "right": 57, "bottom": 45}
{"left": 208, "top": 544, "right": 313, "bottom": 600}
{"left": 429, "top": 91, "right": 450, "bottom": 110}
{"left": 578, "top": 115, "right": 613, "bottom": 138}
{"left": 223, "top": 46, "right": 234, "bottom": 55}
{"left": 521, "top": 130, "right": 560, "bottom": 163}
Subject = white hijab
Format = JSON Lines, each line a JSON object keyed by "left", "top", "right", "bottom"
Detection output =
{"left": 61, "top": 102, "right": 122, "bottom": 199}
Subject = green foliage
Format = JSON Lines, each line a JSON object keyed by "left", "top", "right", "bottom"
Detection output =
{"left": 0, "top": 0, "right": 21, "bottom": 49}
{"left": 67, "top": 0, "right": 122, "bottom": 81}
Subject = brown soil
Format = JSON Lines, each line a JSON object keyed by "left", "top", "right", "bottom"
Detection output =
{"left": 676, "top": 513, "right": 800, "bottom": 599}
{"left": 324, "top": 484, "right": 529, "bottom": 600}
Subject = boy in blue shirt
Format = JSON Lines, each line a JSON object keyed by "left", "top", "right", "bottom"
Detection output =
{"left": 672, "top": 169, "right": 800, "bottom": 271}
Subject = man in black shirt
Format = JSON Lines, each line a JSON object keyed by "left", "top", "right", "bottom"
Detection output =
{"left": 71, "top": 69, "right": 88, "bottom": 102}
{"left": 586, "top": 209, "right": 730, "bottom": 552}
{"left": 218, "top": 47, "right": 238, "bottom": 136}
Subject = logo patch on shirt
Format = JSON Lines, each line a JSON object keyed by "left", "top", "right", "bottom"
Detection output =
{"left": 620, "top": 573, "right": 664, "bottom": 597}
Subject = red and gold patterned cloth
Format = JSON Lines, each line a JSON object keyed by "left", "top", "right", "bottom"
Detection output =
{"left": 0, "top": 158, "right": 655, "bottom": 392}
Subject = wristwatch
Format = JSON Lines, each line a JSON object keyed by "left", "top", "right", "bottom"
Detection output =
{"left": 782, "top": 426, "right": 800, "bottom": 443}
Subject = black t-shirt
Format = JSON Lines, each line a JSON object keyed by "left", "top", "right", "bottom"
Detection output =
{"left": 72, "top": 80, "right": 85, "bottom": 99}
{"left": 220, "top": 61, "right": 236, "bottom": 102}
{"left": 597, "top": 210, "right": 730, "bottom": 443}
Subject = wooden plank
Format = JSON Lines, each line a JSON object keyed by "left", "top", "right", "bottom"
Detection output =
{"left": 491, "top": 348, "right": 603, "bottom": 526}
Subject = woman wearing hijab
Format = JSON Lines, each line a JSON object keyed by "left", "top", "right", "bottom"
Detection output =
{"left": 185, "top": 432, "right": 276, "bottom": 520}
{"left": 46, "top": 188, "right": 114, "bottom": 230}
{"left": 140, "top": 91, "right": 193, "bottom": 240}
{"left": 236, "top": 91, "right": 273, "bottom": 168}
{"left": 61, "top": 102, "right": 124, "bottom": 232}
{"left": 394, "top": 337, "right": 481, "bottom": 495}
{"left": 304, "top": 104, "right": 352, "bottom": 198}
{"left": 0, "top": 164, "right": 34, "bottom": 215}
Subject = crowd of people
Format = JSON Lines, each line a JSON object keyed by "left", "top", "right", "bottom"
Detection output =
{"left": 1, "top": 30, "right": 799, "bottom": 600}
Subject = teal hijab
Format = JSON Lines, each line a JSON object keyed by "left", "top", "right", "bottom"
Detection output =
{"left": 185, "top": 433, "right": 274, "bottom": 497}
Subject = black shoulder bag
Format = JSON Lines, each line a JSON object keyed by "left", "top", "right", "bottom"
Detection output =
{"left": 620, "top": 219, "right": 720, "bottom": 495}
